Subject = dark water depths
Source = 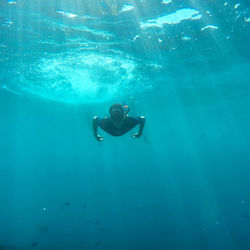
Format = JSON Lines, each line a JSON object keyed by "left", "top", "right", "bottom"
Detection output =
{"left": 0, "top": 0, "right": 250, "bottom": 249}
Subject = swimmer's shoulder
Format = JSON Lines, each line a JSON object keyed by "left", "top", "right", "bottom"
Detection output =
{"left": 125, "top": 116, "right": 144, "bottom": 124}
{"left": 98, "top": 115, "right": 111, "bottom": 125}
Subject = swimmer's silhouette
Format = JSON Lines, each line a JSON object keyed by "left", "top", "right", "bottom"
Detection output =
{"left": 93, "top": 103, "right": 145, "bottom": 141}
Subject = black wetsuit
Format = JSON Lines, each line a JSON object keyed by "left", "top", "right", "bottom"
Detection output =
{"left": 96, "top": 116, "right": 141, "bottom": 136}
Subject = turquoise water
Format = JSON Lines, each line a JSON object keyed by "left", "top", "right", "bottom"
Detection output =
{"left": 0, "top": 0, "right": 250, "bottom": 249}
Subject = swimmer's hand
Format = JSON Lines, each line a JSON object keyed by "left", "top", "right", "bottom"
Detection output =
{"left": 132, "top": 117, "right": 145, "bottom": 139}
{"left": 95, "top": 135, "right": 104, "bottom": 141}
{"left": 132, "top": 132, "right": 142, "bottom": 138}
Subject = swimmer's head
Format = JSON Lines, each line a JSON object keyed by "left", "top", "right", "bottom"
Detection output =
{"left": 109, "top": 104, "right": 124, "bottom": 122}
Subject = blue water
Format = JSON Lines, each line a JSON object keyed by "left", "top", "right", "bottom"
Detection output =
{"left": 0, "top": 0, "right": 250, "bottom": 249}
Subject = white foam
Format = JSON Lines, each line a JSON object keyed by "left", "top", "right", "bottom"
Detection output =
{"left": 191, "top": 14, "right": 202, "bottom": 20}
{"left": 52, "top": 20, "right": 113, "bottom": 38}
{"left": 119, "top": 4, "right": 134, "bottom": 13}
{"left": 15, "top": 52, "right": 140, "bottom": 104}
{"left": 140, "top": 8, "right": 201, "bottom": 28}
{"left": 56, "top": 10, "right": 77, "bottom": 18}
{"left": 5, "top": 19, "right": 14, "bottom": 25}
{"left": 182, "top": 36, "right": 191, "bottom": 41}
{"left": 162, "top": 0, "right": 172, "bottom": 5}
{"left": 201, "top": 25, "right": 219, "bottom": 31}
{"left": 234, "top": 3, "right": 240, "bottom": 9}
{"left": 81, "top": 15, "right": 97, "bottom": 20}
{"left": 133, "top": 35, "right": 140, "bottom": 41}
{"left": 244, "top": 17, "right": 250, "bottom": 22}
{"left": 8, "top": 0, "right": 16, "bottom": 4}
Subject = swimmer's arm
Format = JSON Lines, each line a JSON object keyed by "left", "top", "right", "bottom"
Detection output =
{"left": 132, "top": 116, "right": 146, "bottom": 138}
{"left": 93, "top": 116, "right": 104, "bottom": 141}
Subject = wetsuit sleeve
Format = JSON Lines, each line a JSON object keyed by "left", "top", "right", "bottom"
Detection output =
{"left": 134, "top": 117, "right": 142, "bottom": 123}
{"left": 93, "top": 116, "right": 100, "bottom": 138}
{"left": 135, "top": 116, "right": 145, "bottom": 135}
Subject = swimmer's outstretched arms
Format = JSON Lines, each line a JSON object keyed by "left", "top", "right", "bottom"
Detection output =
{"left": 93, "top": 103, "right": 145, "bottom": 141}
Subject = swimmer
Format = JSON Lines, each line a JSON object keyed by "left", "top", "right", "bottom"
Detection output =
{"left": 93, "top": 103, "right": 145, "bottom": 141}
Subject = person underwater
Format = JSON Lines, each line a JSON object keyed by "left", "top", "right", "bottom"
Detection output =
{"left": 93, "top": 103, "right": 145, "bottom": 141}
